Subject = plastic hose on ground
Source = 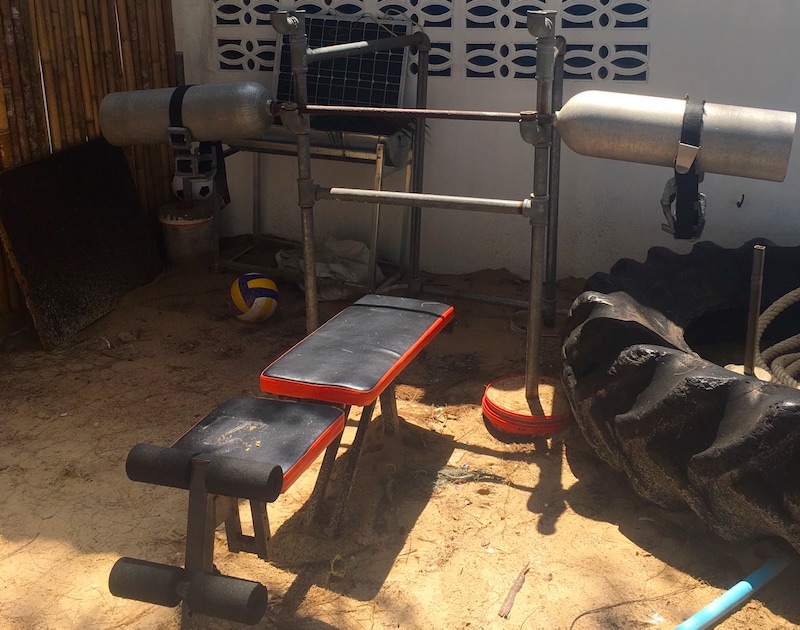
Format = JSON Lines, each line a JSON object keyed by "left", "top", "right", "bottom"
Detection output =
{"left": 674, "top": 555, "right": 789, "bottom": 630}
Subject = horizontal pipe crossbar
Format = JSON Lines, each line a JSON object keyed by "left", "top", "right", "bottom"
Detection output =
{"left": 300, "top": 105, "right": 536, "bottom": 123}
{"left": 307, "top": 33, "right": 428, "bottom": 63}
{"left": 316, "top": 186, "right": 530, "bottom": 215}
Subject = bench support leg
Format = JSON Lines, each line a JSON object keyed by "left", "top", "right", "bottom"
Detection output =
{"left": 379, "top": 382, "right": 399, "bottom": 435}
{"left": 182, "top": 459, "right": 217, "bottom": 628}
{"left": 325, "top": 400, "right": 377, "bottom": 536}
{"left": 303, "top": 432, "right": 343, "bottom": 528}
{"left": 184, "top": 460, "right": 216, "bottom": 575}
{"left": 224, "top": 500, "right": 271, "bottom": 561}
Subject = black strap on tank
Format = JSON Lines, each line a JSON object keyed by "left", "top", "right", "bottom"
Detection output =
{"left": 167, "top": 84, "right": 231, "bottom": 208}
{"left": 200, "top": 140, "right": 231, "bottom": 207}
{"left": 168, "top": 84, "right": 193, "bottom": 128}
{"left": 673, "top": 98, "right": 705, "bottom": 239}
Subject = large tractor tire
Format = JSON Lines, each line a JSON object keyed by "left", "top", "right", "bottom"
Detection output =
{"left": 562, "top": 240, "right": 800, "bottom": 551}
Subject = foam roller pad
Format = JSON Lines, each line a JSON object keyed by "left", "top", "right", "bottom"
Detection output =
{"left": 185, "top": 573, "right": 267, "bottom": 625}
{"left": 109, "top": 557, "right": 184, "bottom": 607}
{"left": 125, "top": 443, "right": 194, "bottom": 489}
{"left": 206, "top": 455, "right": 283, "bottom": 503}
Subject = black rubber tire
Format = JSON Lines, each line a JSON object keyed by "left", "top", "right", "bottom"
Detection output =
{"left": 562, "top": 240, "right": 800, "bottom": 552}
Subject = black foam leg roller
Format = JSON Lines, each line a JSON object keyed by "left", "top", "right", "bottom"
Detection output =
{"left": 125, "top": 443, "right": 194, "bottom": 489}
{"left": 185, "top": 573, "right": 268, "bottom": 625}
{"left": 109, "top": 557, "right": 184, "bottom": 607}
{"left": 206, "top": 455, "right": 283, "bottom": 503}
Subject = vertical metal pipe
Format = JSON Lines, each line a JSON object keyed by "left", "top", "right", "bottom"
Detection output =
{"left": 744, "top": 244, "right": 767, "bottom": 376}
{"left": 543, "top": 37, "right": 565, "bottom": 327}
{"left": 525, "top": 11, "right": 557, "bottom": 402}
{"left": 174, "top": 51, "right": 185, "bottom": 86}
{"left": 252, "top": 153, "right": 262, "bottom": 236}
{"left": 283, "top": 13, "right": 320, "bottom": 332}
{"left": 527, "top": 147, "right": 550, "bottom": 400}
{"left": 367, "top": 143, "right": 385, "bottom": 292}
{"left": 409, "top": 43, "right": 430, "bottom": 296}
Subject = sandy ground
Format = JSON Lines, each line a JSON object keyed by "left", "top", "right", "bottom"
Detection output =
{"left": 1, "top": 265, "right": 799, "bottom": 630}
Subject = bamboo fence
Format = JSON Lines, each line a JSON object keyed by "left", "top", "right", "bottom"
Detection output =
{"left": 0, "top": 0, "right": 177, "bottom": 322}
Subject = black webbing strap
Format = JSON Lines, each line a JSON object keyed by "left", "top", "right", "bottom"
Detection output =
{"left": 674, "top": 98, "right": 705, "bottom": 239}
{"left": 168, "top": 84, "right": 193, "bottom": 128}
{"left": 167, "top": 85, "right": 230, "bottom": 207}
{"left": 200, "top": 141, "right": 231, "bottom": 207}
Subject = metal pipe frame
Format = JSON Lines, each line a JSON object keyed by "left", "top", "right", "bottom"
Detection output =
{"left": 423, "top": 284, "right": 528, "bottom": 310}
{"left": 543, "top": 36, "right": 565, "bottom": 328}
{"left": 307, "top": 32, "right": 428, "bottom": 63}
{"left": 367, "top": 143, "right": 385, "bottom": 292}
{"left": 272, "top": 11, "right": 319, "bottom": 333}
{"left": 744, "top": 244, "right": 767, "bottom": 376}
{"left": 272, "top": 9, "right": 561, "bottom": 407}
{"left": 525, "top": 10, "right": 558, "bottom": 403}
{"left": 271, "top": 10, "right": 431, "bottom": 330}
{"left": 252, "top": 153, "right": 262, "bottom": 236}
{"left": 317, "top": 186, "right": 531, "bottom": 214}
{"left": 299, "top": 104, "right": 540, "bottom": 123}
{"left": 408, "top": 46, "right": 430, "bottom": 296}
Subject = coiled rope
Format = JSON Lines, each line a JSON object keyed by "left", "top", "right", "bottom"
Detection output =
{"left": 754, "top": 287, "right": 800, "bottom": 388}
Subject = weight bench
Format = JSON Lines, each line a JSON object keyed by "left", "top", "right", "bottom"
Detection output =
{"left": 109, "top": 294, "right": 453, "bottom": 627}
{"left": 260, "top": 294, "right": 454, "bottom": 534}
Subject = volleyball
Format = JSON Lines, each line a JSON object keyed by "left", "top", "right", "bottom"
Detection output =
{"left": 230, "top": 274, "right": 279, "bottom": 322}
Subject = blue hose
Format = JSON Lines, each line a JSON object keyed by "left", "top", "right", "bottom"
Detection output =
{"left": 674, "top": 554, "right": 790, "bottom": 630}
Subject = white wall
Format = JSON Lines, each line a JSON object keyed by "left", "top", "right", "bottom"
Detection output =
{"left": 171, "top": 1, "right": 800, "bottom": 280}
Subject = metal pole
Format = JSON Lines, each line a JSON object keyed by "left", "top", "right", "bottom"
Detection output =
{"left": 409, "top": 41, "right": 430, "bottom": 296}
{"left": 307, "top": 32, "right": 429, "bottom": 63}
{"left": 543, "top": 36, "right": 565, "bottom": 327}
{"left": 252, "top": 153, "right": 261, "bottom": 236}
{"left": 273, "top": 11, "right": 319, "bottom": 333}
{"left": 526, "top": 11, "right": 558, "bottom": 403}
{"left": 300, "top": 104, "right": 532, "bottom": 123}
{"left": 317, "top": 186, "right": 530, "bottom": 214}
{"left": 744, "top": 244, "right": 767, "bottom": 376}
{"left": 423, "top": 284, "right": 527, "bottom": 310}
{"left": 174, "top": 51, "right": 185, "bottom": 87}
{"left": 367, "top": 144, "right": 385, "bottom": 292}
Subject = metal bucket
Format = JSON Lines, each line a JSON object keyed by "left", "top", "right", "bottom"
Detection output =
{"left": 158, "top": 201, "right": 217, "bottom": 270}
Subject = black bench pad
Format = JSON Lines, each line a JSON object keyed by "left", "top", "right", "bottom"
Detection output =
{"left": 126, "top": 397, "right": 345, "bottom": 497}
{"left": 260, "top": 295, "right": 454, "bottom": 405}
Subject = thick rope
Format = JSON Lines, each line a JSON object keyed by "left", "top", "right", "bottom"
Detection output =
{"left": 754, "top": 287, "right": 800, "bottom": 388}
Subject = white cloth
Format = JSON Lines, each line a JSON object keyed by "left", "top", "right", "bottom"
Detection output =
{"left": 276, "top": 238, "right": 385, "bottom": 301}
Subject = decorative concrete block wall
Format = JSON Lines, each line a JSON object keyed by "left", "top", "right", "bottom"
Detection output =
{"left": 172, "top": 1, "right": 800, "bottom": 280}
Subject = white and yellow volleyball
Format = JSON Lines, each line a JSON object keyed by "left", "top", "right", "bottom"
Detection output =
{"left": 229, "top": 273, "right": 279, "bottom": 322}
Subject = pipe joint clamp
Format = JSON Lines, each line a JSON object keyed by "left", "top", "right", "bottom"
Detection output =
{"left": 520, "top": 119, "right": 551, "bottom": 147}
{"left": 298, "top": 179, "right": 316, "bottom": 207}
{"left": 525, "top": 195, "right": 549, "bottom": 226}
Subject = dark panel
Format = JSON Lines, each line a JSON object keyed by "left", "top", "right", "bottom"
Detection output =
{"left": 275, "top": 16, "right": 413, "bottom": 136}
{"left": 0, "top": 139, "right": 163, "bottom": 349}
